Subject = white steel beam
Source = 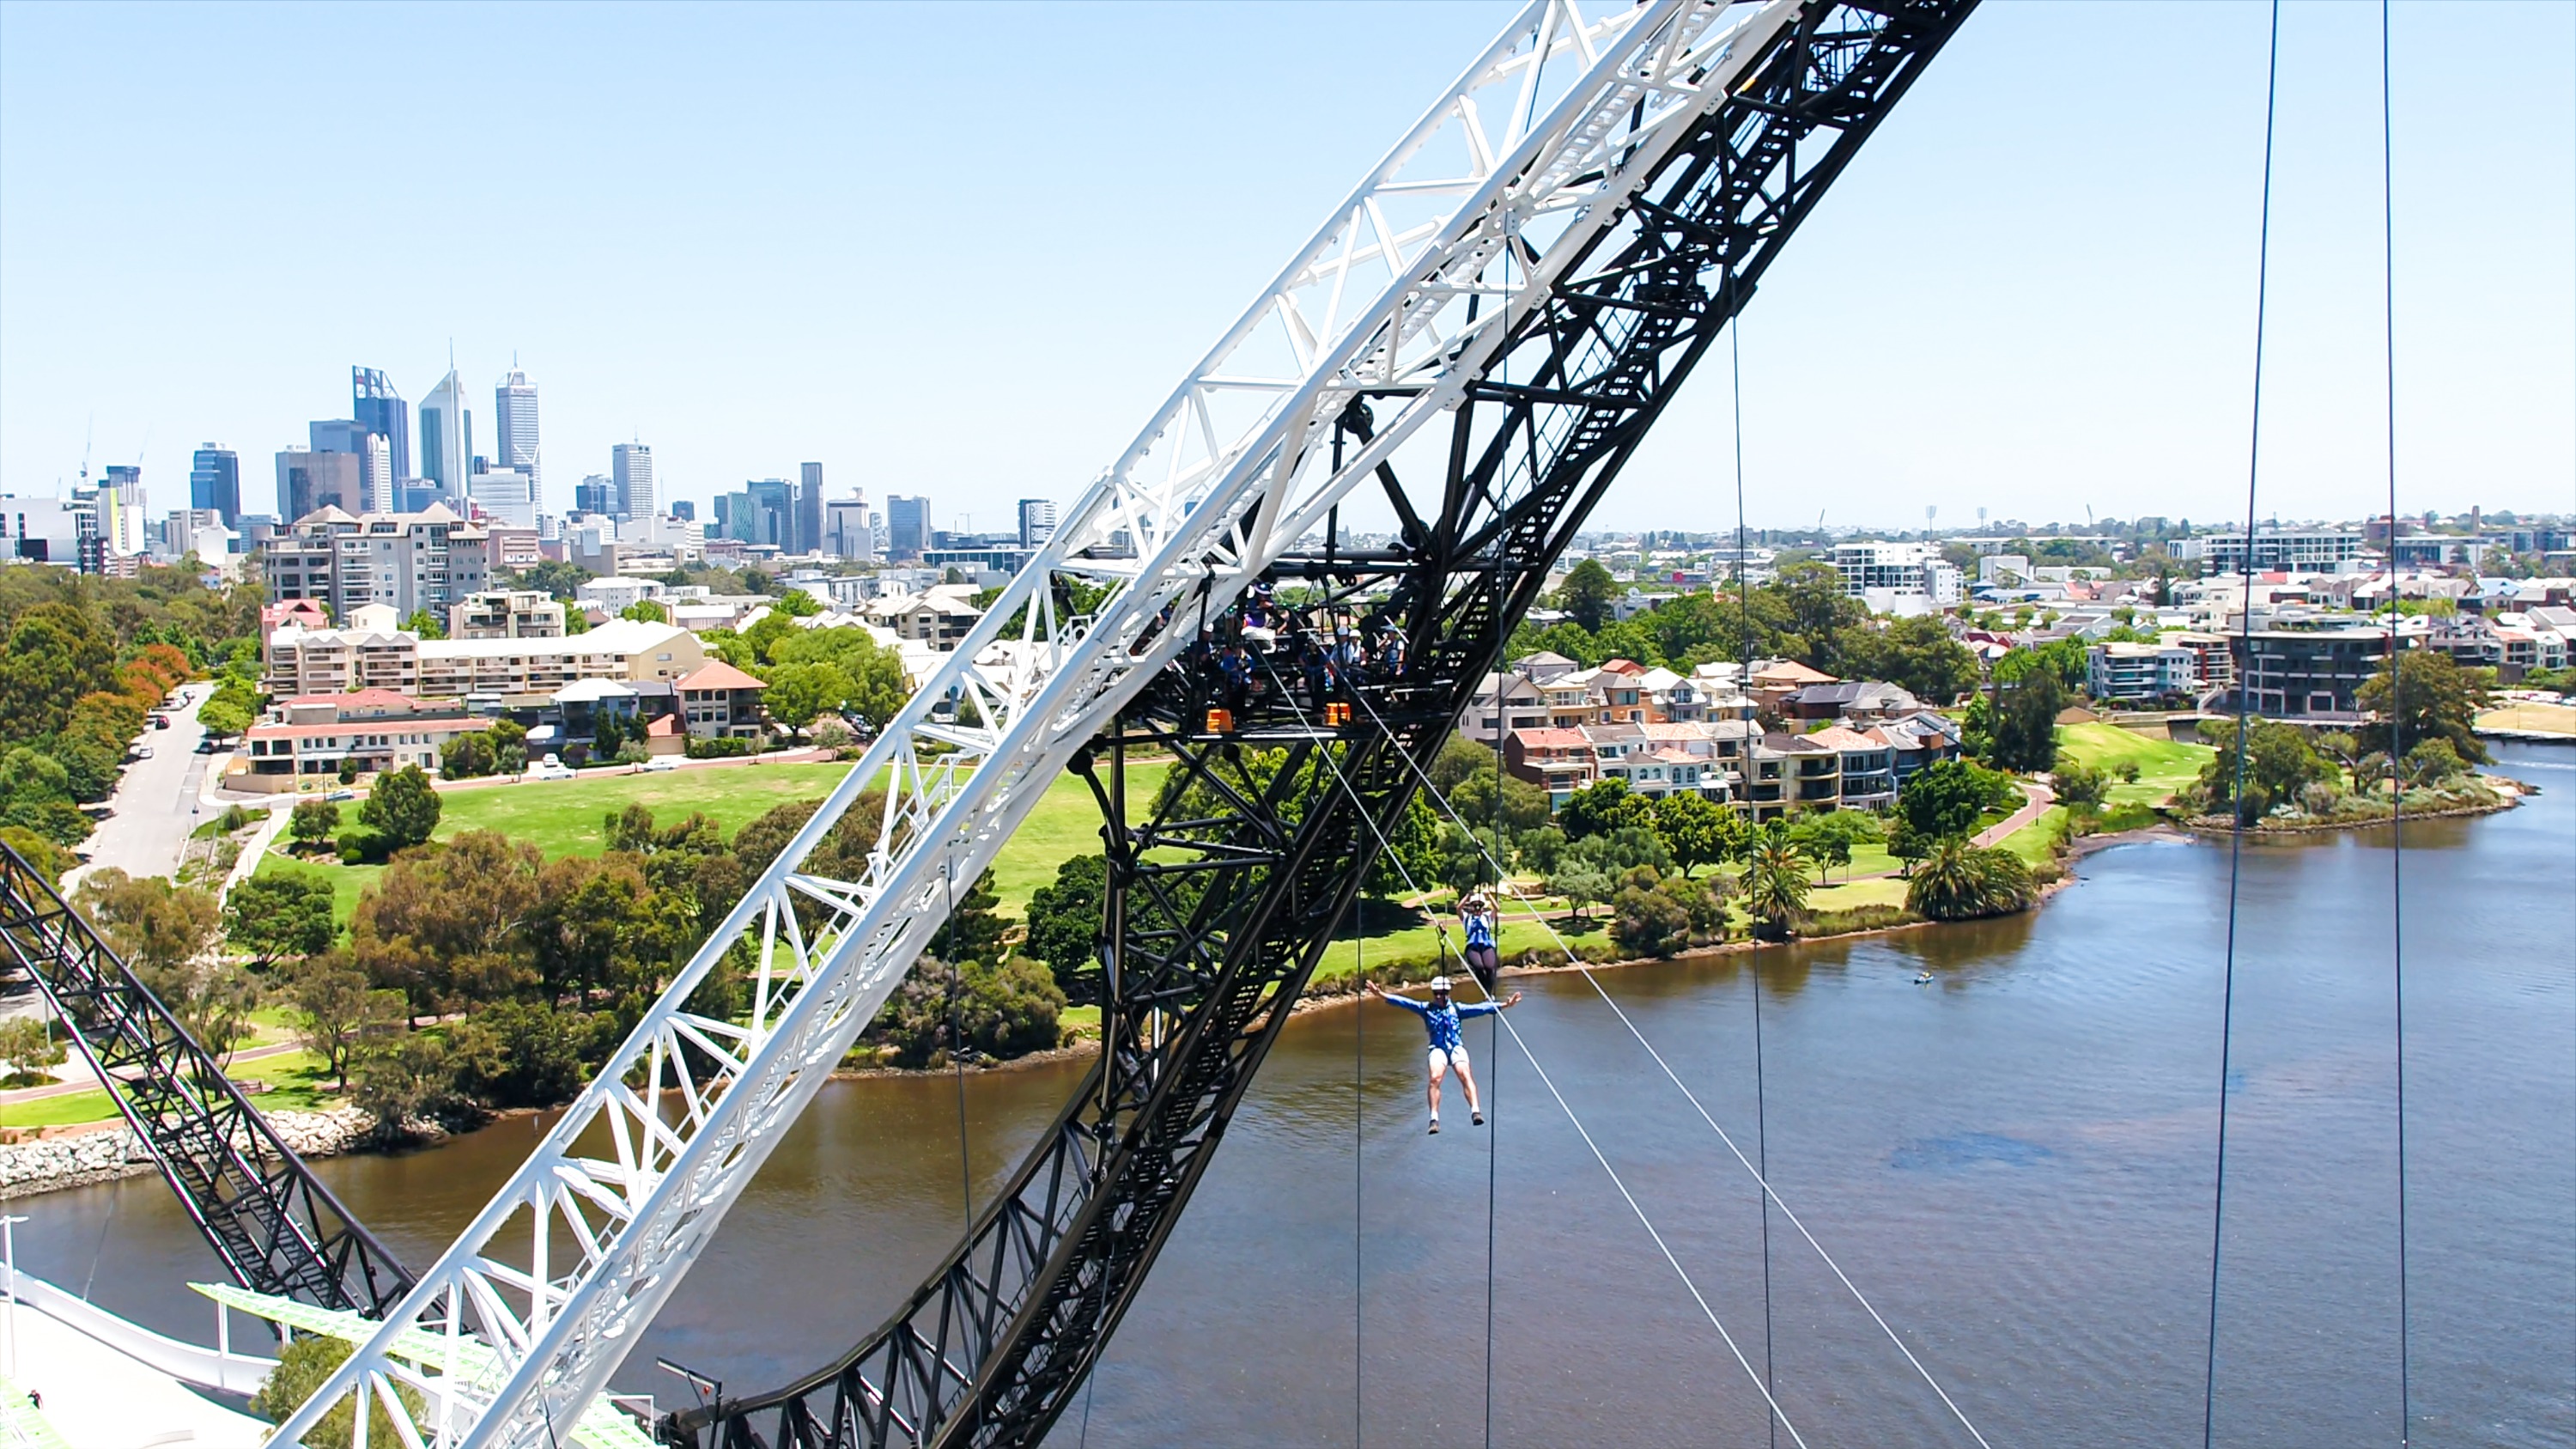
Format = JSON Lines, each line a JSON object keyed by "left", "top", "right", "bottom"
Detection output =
{"left": 267, "top": 3, "right": 1801, "bottom": 1445}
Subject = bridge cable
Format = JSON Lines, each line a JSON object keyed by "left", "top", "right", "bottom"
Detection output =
{"left": 2206, "top": 4, "right": 2283, "bottom": 1444}
{"left": 1354, "top": 795, "right": 1366, "bottom": 1449}
{"left": 1336, "top": 670, "right": 1996, "bottom": 1448}
{"left": 1728, "top": 258, "right": 1783, "bottom": 1449}
{"left": 2377, "top": 3, "right": 2414, "bottom": 1439}
{"left": 1263, "top": 659, "right": 1810, "bottom": 1446}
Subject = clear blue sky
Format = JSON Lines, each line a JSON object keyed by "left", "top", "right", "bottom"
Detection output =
{"left": 2, "top": 2, "right": 2567, "bottom": 533}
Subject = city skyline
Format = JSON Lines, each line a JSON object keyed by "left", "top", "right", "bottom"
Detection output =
{"left": 2, "top": 2, "right": 2568, "bottom": 533}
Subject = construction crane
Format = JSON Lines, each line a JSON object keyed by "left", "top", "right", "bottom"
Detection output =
{"left": 270, "top": 3, "right": 1976, "bottom": 1445}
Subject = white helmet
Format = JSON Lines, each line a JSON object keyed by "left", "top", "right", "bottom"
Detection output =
{"left": 1428, "top": 976, "right": 1453, "bottom": 993}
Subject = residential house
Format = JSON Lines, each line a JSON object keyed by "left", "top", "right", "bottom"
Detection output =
{"left": 1511, "top": 649, "right": 1581, "bottom": 684}
{"left": 1461, "top": 673, "right": 1548, "bottom": 745}
{"left": 675, "top": 660, "right": 771, "bottom": 739}
{"left": 1761, "top": 732, "right": 1844, "bottom": 811}
{"left": 2085, "top": 642, "right": 2200, "bottom": 703}
{"left": 1502, "top": 727, "right": 1598, "bottom": 801}
{"left": 1781, "top": 680, "right": 1919, "bottom": 723}
{"left": 1809, "top": 725, "right": 1894, "bottom": 810}
{"left": 1865, "top": 711, "right": 1965, "bottom": 788}
{"left": 448, "top": 589, "right": 565, "bottom": 641}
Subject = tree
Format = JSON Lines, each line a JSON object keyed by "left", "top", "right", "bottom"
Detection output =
{"left": 592, "top": 711, "right": 628, "bottom": 761}
{"left": 2402, "top": 737, "right": 2470, "bottom": 786}
{"left": 501, "top": 559, "right": 593, "bottom": 599}
{"left": 1558, "top": 778, "right": 1653, "bottom": 841}
{"left": 1905, "top": 837, "right": 2038, "bottom": 921}
{"left": 224, "top": 868, "right": 339, "bottom": 964}
{"left": 620, "top": 599, "right": 669, "bottom": 624}
{"left": 354, "top": 1031, "right": 459, "bottom": 1140}
{"left": 0, "top": 601, "right": 118, "bottom": 740}
{"left": 75, "top": 868, "right": 219, "bottom": 993}
{"left": 0, "top": 1017, "right": 64, "bottom": 1086}
{"left": 288, "top": 954, "right": 406, "bottom": 1090}
{"left": 0, "top": 747, "right": 91, "bottom": 845}
{"left": 1986, "top": 673, "right": 2064, "bottom": 773}
{"left": 1737, "top": 826, "right": 1812, "bottom": 941}
{"left": 195, "top": 686, "right": 255, "bottom": 739}
{"left": 350, "top": 831, "right": 545, "bottom": 1014}
{"left": 1557, "top": 559, "right": 1618, "bottom": 632}
{"left": 1430, "top": 822, "right": 1506, "bottom": 896}
{"left": 761, "top": 661, "right": 851, "bottom": 742}
{"left": 447, "top": 1000, "right": 592, "bottom": 1108}
{"left": 1446, "top": 766, "right": 1551, "bottom": 837}
{"left": 928, "top": 868, "right": 1008, "bottom": 966}
{"left": 360, "top": 764, "right": 441, "bottom": 850}
{"left": 289, "top": 798, "right": 341, "bottom": 848}
{"left": 1898, "top": 758, "right": 2003, "bottom": 843}
{"left": 2191, "top": 717, "right": 2338, "bottom": 823}
{"left": 403, "top": 608, "right": 447, "bottom": 640}
{"left": 1612, "top": 880, "right": 1692, "bottom": 958}
{"left": 2357, "top": 650, "right": 2492, "bottom": 764}
{"left": 440, "top": 728, "right": 496, "bottom": 779}
{"left": 1650, "top": 792, "right": 1733, "bottom": 878}
{"left": 2051, "top": 759, "right": 2110, "bottom": 811}
{"left": 1023, "top": 854, "right": 1107, "bottom": 1002}
{"left": 1847, "top": 613, "right": 1978, "bottom": 704}
{"left": 0, "top": 826, "right": 77, "bottom": 885}
{"left": 872, "top": 955, "right": 1066, "bottom": 1067}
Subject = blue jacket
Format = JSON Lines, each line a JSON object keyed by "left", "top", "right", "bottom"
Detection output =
{"left": 1377, "top": 991, "right": 1497, "bottom": 1052}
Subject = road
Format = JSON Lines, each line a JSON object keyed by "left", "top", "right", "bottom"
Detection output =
{"left": 63, "top": 682, "right": 216, "bottom": 889}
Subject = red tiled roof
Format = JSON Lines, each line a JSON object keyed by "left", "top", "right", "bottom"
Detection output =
{"left": 247, "top": 717, "right": 489, "bottom": 741}
{"left": 1598, "top": 658, "right": 1645, "bottom": 674}
{"left": 1750, "top": 660, "right": 1836, "bottom": 685}
{"left": 1510, "top": 728, "right": 1593, "bottom": 749}
{"left": 285, "top": 688, "right": 422, "bottom": 711}
{"left": 676, "top": 661, "right": 768, "bottom": 691}
{"left": 1807, "top": 726, "right": 1880, "bottom": 750}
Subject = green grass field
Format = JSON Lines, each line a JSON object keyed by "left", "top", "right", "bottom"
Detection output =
{"left": 253, "top": 758, "right": 1173, "bottom": 932}
{"left": 0, "top": 1047, "right": 337, "bottom": 1129}
{"left": 2057, "top": 721, "right": 2212, "bottom": 809}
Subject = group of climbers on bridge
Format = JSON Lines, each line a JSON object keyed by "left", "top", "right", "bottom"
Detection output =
{"left": 1189, "top": 579, "right": 1414, "bottom": 719}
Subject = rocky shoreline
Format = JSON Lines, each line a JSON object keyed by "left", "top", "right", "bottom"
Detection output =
{"left": 0, "top": 1105, "right": 383, "bottom": 1202}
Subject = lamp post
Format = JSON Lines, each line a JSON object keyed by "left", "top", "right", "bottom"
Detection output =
{"left": 3, "top": 1212, "right": 27, "bottom": 1381}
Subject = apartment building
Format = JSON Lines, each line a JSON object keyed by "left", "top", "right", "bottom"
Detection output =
{"left": 2232, "top": 624, "right": 2391, "bottom": 719}
{"left": 448, "top": 589, "right": 565, "bottom": 641}
{"left": 236, "top": 691, "right": 493, "bottom": 793}
{"left": 1826, "top": 541, "right": 1963, "bottom": 612}
{"left": 264, "top": 618, "right": 702, "bottom": 706}
{"left": 261, "top": 503, "right": 491, "bottom": 620}
{"left": 2085, "top": 642, "right": 2200, "bottom": 703}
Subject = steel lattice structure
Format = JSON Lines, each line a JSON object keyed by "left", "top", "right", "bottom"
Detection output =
{"left": 0, "top": 843, "right": 412, "bottom": 1317}
{"left": 272, "top": 3, "right": 1972, "bottom": 1445}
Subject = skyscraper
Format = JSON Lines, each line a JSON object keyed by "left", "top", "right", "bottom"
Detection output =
{"left": 826, "top": 491, "right": 874, "bottom": 560}
{"left": 886, "top": 495, "right": 930, "bottom": 560}
{"left": 575, "top": 475, "right": 614, "bottom": 516}
{"left": 275, "top": 447, "right": 361, "bottom": 521}
{"left": 352, "top": 367, "right": 410, "bottom": 482}
{"left": 1017, "top": 497, "right": 1056, "bottom": 548}
{"left": 613, "top": 442, "right": 655, "bottom": 521}
{"left": 420, "top": 368, "right": 469, "bottom": 502}
{"left": 190, "top": 445, "right": 240, "bottom": 527}
{"left": 797, "top": 463, "right": 825, "bottom": 556}
{"left": 747, "top": 478, "right": 794, "bottom": 549}
{"left": 495, "top": 368, "right": 540, "bottom": 504}
{"left": 307, "top": 420, "right": 395, "bottom": 514}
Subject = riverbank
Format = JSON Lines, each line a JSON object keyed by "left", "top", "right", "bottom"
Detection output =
{"left": 2176, "top": 771, "right": 2529, "bottom": 837}
{"left": 0, "top": 1105, "right": 380, "bottom": 1201}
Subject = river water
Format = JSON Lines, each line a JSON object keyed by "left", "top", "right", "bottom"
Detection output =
{"left": 13, "top": 745, "right": 2571, "bottom": 1446}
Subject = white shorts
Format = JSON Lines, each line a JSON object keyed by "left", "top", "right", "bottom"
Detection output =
{"left": 1428, "top": 1044, "right": 1470, "bottom": 1074}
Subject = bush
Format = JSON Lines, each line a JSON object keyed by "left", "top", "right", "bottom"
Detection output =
{"left": 871, "top": 956, "right": 1067, "bottom": 1068}
{"left": 251, "top": 1335, "right": 424, "bottom": 1449}
{"left": 447, "top": 1001, "right": 592, "bottom": 1109}
{"left": 1905, "top": 838, "right": 2038, "bottom": 921}
{"left": 1803, "top": 904, "right": 1918, "bottom": 936}
{"left": 685, "top": 734, "right": 756, "bottom": 759}
{"left": 337, "top": 828, "right": 386, "bottom": 866}
{"left": 2052, "top": 760, "right": 2109, "bottom": 810}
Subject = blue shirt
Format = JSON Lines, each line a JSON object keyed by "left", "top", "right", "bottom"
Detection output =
{"left": 1463, "top": 912, "right": 1496, "bottom": 950}
{"left": 1377, "top": 991, "right": 1498, "bottom": 1052}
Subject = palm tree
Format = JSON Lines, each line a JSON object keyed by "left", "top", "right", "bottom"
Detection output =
{"left": 1738, "top": 828, "right": 1812, "bottom": 941}
{"left": 1905, "top": 837, "right": 2038, "bottom": 921}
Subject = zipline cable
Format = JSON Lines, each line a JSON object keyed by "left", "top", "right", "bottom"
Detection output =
{"left": 2377, "top": 3, "right": 2414, "bottom": 1439}
{"left": 2207, "top": 5, "right": 2283, "bottom": 1444}
{"left": 1354, "top": 797, "right": 1366, "bottom": 1449}
{"left": 1335, "top": 673, "right": 1995, "bottom": 1448}
{"left": 1728, "top": 260, "right": 1783, "bottom": 1449}
{"left": 1263, "top": 660, "right": 1811, "bottom": 1447}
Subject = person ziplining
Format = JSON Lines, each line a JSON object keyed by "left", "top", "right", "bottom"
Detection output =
{"left": 1363, "top": 976, "right": 1521, "bottom": 1133}
{"left": 1458, "top": 891, "right": 1502, "bottom": 989}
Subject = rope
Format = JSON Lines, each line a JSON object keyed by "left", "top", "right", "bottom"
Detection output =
{"left": 1728, "top": 260, "right": 1782, "bottom": 1449}
{"left": 1353, "top": 801, "right": 1365, "bottom": 1449}
{"left": 1270, "top": 663, "right": 1810, "bottom": 1445}
{"left": 1339, "top": 673, "right": 1996, "bottom": 1447}
{"left": 2207, "top": 6, "right": 2282, "bottom": 1444}
{"left": 2377, "top": 4, "right": 2413, "bottom": 1437}
{"left": 945, "top": 856, "right": 973, "bottom": 1239}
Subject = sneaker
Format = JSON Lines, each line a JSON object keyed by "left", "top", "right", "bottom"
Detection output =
{"left": 1428, "top": 1118, "right": 1441, "bottom": 1135}
{"left": 1473, "top": 1111, "right": 1485, "bottom": 1127}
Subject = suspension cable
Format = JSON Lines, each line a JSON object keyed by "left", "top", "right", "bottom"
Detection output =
{"left": 2208, "top": 6, "right": 2283, "bottom": 1444}
{"left": 1267, "top": 661, "right": 1810, "bottom": 1446}
{"left": 2377, "top": 3, "right": 2413, "bottom": 1439}
{"left": 1333, "top": 668, "right": 1995, "bottom": 1448}
{"left": 1353, "top": 797, "right": 1366, "bottom": 1449}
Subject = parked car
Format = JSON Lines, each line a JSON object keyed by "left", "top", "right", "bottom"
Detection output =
{"left": 525, "top": 752, "right": 576, "bottom": 782}
{"left": 630, "top": 756, "right": 678, "bottom": 773}
{"left": 149, "top": 714, "right": 170, "bottom": 729}
{"left": 325, "top": 788, "right": 357, "bottom": 802}
{"left": 131, "top": 745, "right": 155, "bottom": 760}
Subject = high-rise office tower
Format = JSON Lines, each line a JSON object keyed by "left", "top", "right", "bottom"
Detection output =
{"left": 274, "top": 447, "right": 361, "bottom": 520}
{"left": 613, "top": 442, "right": 654, "bottom": 521}
{"left": 419, "top": 368, "right": 469, "bottom": 502}
{"left": 797, "top": 462, "right": 825, "bottom": 556}
{"left": 307, "top": 420, "right": 395, "bottom": 514}
{"left": 1017, "top": 497, "right": 1057, "bottom": 549}
{"left": 352, "top": 367, "right": 410, "bottom": 482}
{"left": 669, "top": 499, "right": 695, "bottom": 522}
{"left": 190, "top": 445, "right": 240, "bottom": 527}
{"left": 495, "top": 368, "right": 540, "bottom": 504}
{"left": 94, "top": 465, "right": 149, "bottom": 557}
{"left": 826, "top": 491, "right": 874, "bottom": 560}
{"left": 747, "top": 478, "right": 794, "bottom": 549}
{"left": 575, "top": 475, "right": 614, "bottom": 516}
{"left": 886, "top": 494, "right": 929, "bottom": 560}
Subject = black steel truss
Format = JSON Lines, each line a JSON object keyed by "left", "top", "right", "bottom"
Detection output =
{"left": 669, "top": 4, "right": 1972, "bottom": 1444}
{"left": 0, "top": 842, "right": 413, "bottom": 1317}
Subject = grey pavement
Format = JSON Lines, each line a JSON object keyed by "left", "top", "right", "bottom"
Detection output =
{"left": 64, "top": 681, "right": 216, "bottom": 891}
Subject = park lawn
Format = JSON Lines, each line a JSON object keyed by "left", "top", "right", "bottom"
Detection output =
{"left": 1309, "top": 914, "right": 1582, "bottom": 985}
{"left": 2479, "top": 702, "right": 2576, "bottom": 737}
{"left": 1996, "top": 805, "right": 2068, "bottom": 866}
{"left": 228, "top": 1049, "right": 340, "bottom": 1112}
{"left": 985, "top": 763, "right": 1168, "bottom": 918}
{"left": 1804, "top": 875, "right": 1911, "bottom": 912}
{"left": 2057, "top": 722, "right": 2212, "bottom": 809}
{"left": 433, "top": 763, "right": 855, "bottom": 855}
{"left": 0, "top": 1087, "right": 120, "bottom": 1130}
